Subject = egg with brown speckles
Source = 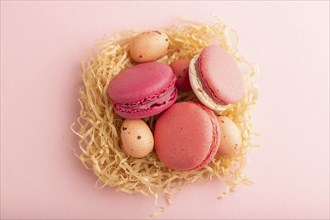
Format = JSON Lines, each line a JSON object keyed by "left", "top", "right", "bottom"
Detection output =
{"left": 130, "top": 30, "right": 169, "bottom": 63}
{"left": 121, "top": 119, "right": 154, "bottom": 158}
{"left": 217, "top": 116, "right": 242, "bottom": 155}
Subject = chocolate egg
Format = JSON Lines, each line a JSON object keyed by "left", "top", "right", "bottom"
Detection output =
{"left": 130, "top": 31, "right": 169, "bottom": 63}
{"left": 217, "top": 116, "right": 242, "bottom": 155}
{"left": 121, "top": 119, "right": 154, "bottom": 158}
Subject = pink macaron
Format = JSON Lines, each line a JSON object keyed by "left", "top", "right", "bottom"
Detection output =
{"left": 189, "top": 45, "right": 244, "bottom": 110}
{"left": 154, "top": 102, "right": 221, "bottom": 171}
{"left": 107, "top": 62, "right": 178, "bottom": 119}
{"left": 170, "top": 59, "right": 191, "bottom": 90}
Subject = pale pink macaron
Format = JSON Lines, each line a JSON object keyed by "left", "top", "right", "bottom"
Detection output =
{"left": 154, "top": 102, "right": 221, "bottom": 171}
{"left": 189, "top": 45, "right": 244, "bottom": 110}
{"left": 170, "top": 59, "right": 191, "bottom": 90}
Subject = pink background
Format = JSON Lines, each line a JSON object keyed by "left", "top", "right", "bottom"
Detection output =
{"left": 1, "top": 1, "right": 329, "bottom": 219}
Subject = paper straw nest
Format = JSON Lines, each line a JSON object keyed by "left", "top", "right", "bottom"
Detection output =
{"left": 72, "top": 18, "right": 258, "bottom": 204}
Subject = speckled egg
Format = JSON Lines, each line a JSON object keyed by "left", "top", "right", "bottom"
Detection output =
{"left": 120, "top": 119, "right": 154, "bottom": 158}
{"left": 130, "top": 30, "right": 169, "bottom": 63}
{"left": 217, "top": 116, "right": 242, "bottom": 155}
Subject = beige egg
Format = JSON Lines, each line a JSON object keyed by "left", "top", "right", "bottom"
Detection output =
{"left": 120, "top": 119, "right": 154, "bottom": 158}
{"left": 130, "top": 31, "right": 169, "bottom": 63}
{"left": 217, "top": 116, "right": 242, "bottom": 155}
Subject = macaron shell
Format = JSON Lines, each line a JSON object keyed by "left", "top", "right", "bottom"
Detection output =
{"left": 108, "top": 62, "right": 174, "bottom": 104}
{"left": 189, "top": 55, "right": 228, "bottom": 111}
{"left": 154, "top": 102, "right": 220, "bottom": 171}
{"left": 170, "top": 60, "right": 191, "bottom": 90}
{"left": 198, "top": 45, "right": 244, "bottom": 104}
{"left": 192, "top": 104, "right": 221, "bottom": 169}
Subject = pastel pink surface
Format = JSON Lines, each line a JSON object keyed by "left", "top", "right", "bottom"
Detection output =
{"left": 198, "top": 45, "right": 244, "bottom": 104}
{"left": 107, "top": 62, "right": 177, "bottom": 119}
{"left": 154, "top": 102, "right": 220, "bottom": 171}
{"left": 1, "top": 2, "right": 329, "bottom": 220}
{"left": 170, "top": 59, "right": 191, "bottom": 90}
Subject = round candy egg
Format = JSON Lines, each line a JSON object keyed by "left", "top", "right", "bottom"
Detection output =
{"left": 120, "top": 119, "right": 154, "bottom": 158}
{"left": 217, "top": 116, "right": 242, "bottom": 155}
{"left": 130, "top": 30, "right": 169, "bottom": 63}
{"left": 170, "top": 59, "right": 192, "bottom": 90}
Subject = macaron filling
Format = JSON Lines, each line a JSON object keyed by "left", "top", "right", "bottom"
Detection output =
{"left": 113, "top": 84, "right": 178, "bottom": 113}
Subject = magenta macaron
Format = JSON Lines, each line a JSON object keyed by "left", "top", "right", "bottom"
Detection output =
{"left": 189, "top": 45, "right": 244, "bottom": 110}
{"left": 107, "top": 62, "right": 178, "bottom": 119}
{"left": 154, "top": 102, "right": 221, "bottom": 171}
